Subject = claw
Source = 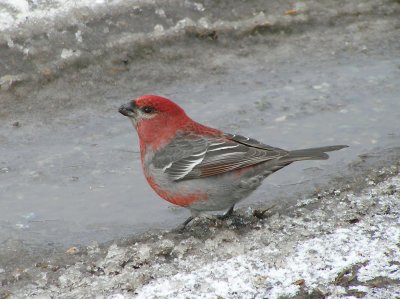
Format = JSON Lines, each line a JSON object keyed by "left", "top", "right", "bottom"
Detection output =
{"left": 253, "top": 204, "right": 276, "bottom": 219}
{"left": 172, "top": 216, "right": 194, "bottom": 233}
{"left": 217, "top": 205, "right": 235, "bottom": 220}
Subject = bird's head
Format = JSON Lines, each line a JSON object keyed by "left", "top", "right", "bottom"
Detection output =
{"left": 119, "top": 95, "right": 191, "bottom": 150}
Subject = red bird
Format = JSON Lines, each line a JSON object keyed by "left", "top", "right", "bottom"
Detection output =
{"left": 119, "top": 95, "right": 347, "bottom": 227}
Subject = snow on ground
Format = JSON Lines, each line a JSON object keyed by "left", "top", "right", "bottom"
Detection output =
{"left": 0, "top": 0, "right": 121, "bottom": 30}
{"left": 7, "top": 167, "right": 400, "bottom": 299}
{"left": 136, "top": 226, "right": 399, "bottom": 298}
{"left": 129, "top": 176, "right": 400, "bottom": 299}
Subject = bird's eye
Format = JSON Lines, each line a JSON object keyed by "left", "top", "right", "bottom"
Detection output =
{"left": 142, "top": 106, "right": 154, "bottom": 114}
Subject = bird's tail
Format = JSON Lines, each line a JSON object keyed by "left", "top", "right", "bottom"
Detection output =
{"left": 280, "top": 145, "right": 348, "bottom": 163}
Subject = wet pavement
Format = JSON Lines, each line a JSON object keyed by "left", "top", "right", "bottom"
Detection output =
{"left": 1, "top": 56, "right": 399, "bottom": 246}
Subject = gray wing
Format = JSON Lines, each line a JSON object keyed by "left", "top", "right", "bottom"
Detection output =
{"left": 152, "top": 132, "right": 288, "bottom": 181}
{"left": 225, "top": 133, "right": 287, "bottom": 152}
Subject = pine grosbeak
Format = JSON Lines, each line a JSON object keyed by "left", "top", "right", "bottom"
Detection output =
{"left": 119, "top": 95, "right": 347, "bottom": 227}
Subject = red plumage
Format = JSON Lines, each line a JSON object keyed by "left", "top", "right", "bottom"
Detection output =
{"left": 119, "top": 95, "right": 348, "bottom": 228}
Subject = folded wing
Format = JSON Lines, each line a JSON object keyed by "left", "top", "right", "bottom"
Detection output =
{"left": 152, "top": 132, "right": 288, "bottom": 181}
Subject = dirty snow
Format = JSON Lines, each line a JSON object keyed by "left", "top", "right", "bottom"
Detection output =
{"left": 5, "top": 167, "right": 400, "bottom": 298}
{"left": 1, "top": 0, "right": 400, "bottom": 297}
{"left": 133, "top": 177, "right": 400, "bottom": 298}
{"left": 0, "top": 0, "right": 119, "bottom": 30}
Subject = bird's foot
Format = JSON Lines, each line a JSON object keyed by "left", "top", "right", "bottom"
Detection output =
{"left": 253, "top": 204, "right": 276, "bottom": 219}
{"left": 216, "top": 212, "right": 233, "bottom": 220}
{"left": 172, "top": 216, "right": 194, "bottom": 233}
{"left": 216, "top": 205, "right": 235, "bottom": 220}
{"left": 172, "top": 224, "right": 187, "bottom": 234}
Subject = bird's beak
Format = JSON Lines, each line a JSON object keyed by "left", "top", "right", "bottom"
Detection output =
{"left": 119, "top": 101, "right": 136, "bottom": 118}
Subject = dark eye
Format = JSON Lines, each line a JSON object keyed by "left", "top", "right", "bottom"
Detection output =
{"left": 142, "top": 106, "right": 154, "bottom": 114}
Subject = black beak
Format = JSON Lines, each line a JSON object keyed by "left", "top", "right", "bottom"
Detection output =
{"left": 119, "top": 101, "right": 136, "bottom": 117}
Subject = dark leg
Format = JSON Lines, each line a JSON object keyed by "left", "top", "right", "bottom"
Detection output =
{"left": 253, "top": 204, "right": 276, "bottom": 219}
{"left": 173, "top": 216, "right": 194, "bottom": 233}
{"left": 217, "top": 205, "right": 235, "bottom": 220}
{"left": 181, "top": 216, "right": 194, "bottom": 227}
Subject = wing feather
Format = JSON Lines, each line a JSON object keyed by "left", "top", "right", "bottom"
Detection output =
{"left": 152, "top": 132, "right": 288, "bottom": 181}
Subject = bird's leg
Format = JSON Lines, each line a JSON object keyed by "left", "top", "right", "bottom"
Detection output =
{"left": 173, "top": 216, "right": 193, "bottom": 233}
{"left": 217, "top": 205, "right": 235, "bottom": 220}
{"left": 181, "top": 216, "right": 194, "bottom": 227}
{"left": 253, "top": 204, "right": 276, "bottom": 219}
{"left": 174, "top": 212, "right": 197, "bottom": 233}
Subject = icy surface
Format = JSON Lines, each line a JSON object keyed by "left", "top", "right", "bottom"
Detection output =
{"left": 3, "top": 167, "right": 400, "bottom": 298}
{"left": 134, "top": 176, "right": 400, "bottom": 299}
{"left": 1, "top": 0, "right": 400, "bottom": 297}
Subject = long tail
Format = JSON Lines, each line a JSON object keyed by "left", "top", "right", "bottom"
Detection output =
{"left": 279, "top": 145, "right": 348, "bottom": 163}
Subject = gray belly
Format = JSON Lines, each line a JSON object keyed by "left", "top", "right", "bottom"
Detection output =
{"left": 188, "top": 170, "right": 272, "bottom": 212}
{"left": 147, "top": 161, "right": 276, "bottom": 213}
